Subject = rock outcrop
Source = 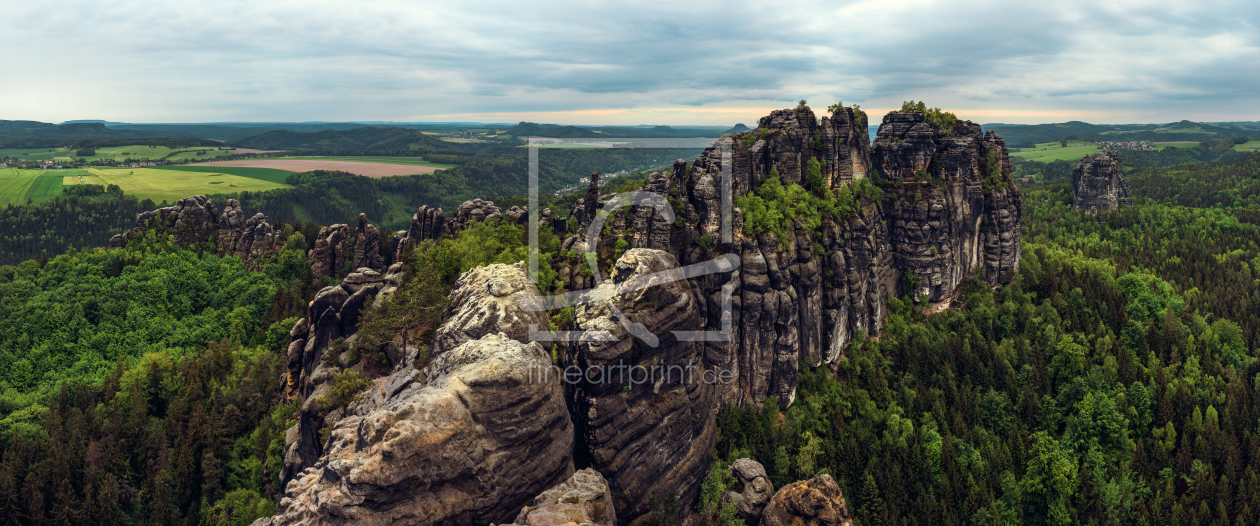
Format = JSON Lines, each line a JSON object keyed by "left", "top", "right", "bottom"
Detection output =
{"left": 724, "top": 459, "right": 774, "bottom": 524}
{"left": 502, "top": 468, "right": 617, "bottom": 526}
{"left": 352, "top": 213, "right": 384, "bottom": 271}
{"left": 1072, "top": 151, "right": 1132, "bottom": 212}
{"left": 567, "top": 249, "right": 719, "bottom": 521}
{"left": 218, "top": 199, "right": 282, "bottom": 268}
{"left": 110, "top": 195, "right": 220, "bottom": 249}
{"left": 270, "top": 263, "right": 574, "bottom": 526}
{"left": 394, "top": 205, "right": 446, "bottom": 260}
{"left": 449, "top": 198, "right": 503, "bottom": 234}
{"left": 871, "top": 111, "right": 1022, "bottom": 299}
{"left": 280, "top": 267, "right": 388, "bottom": 485}
{"left": 760, "top": 474, "right": 854, "bottom": 526}
{"left": 308, "top": 224, "right": 353, "bottom": 282}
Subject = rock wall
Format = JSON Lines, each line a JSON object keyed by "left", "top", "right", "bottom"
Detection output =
{"left": 556, "top": 105, "right": 1020, "bottom": 410}
{"left": 219, "top": 199, "right": 282, "bottom": 268}
{"left": 566, "top": 249, "right": 718, "bottom": 520}
{"left": 109, "top": 195, "right": 283, "bottom": 268}
{"left": 269, "top": 263, "right": 574, "bottom": 526}
{"left": 1072, "top": 151, "right": 1132, "bottom": 212}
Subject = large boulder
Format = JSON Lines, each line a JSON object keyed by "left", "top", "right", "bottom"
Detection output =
{"left": 567, "top": 248, "right": 719, "bottom": 521}
{"left": 760, "top": 474, "right": 854, "bottom": 526}
{"left": 431, "top": 262, "right": 549, "bottom": 359}
{"left": 504, "top": 468, "right": 617, "bottom": 526}
{"left": 723, "top": 459, "right": 774, "bottom": 524}
{"left": 271, "top": 331, "right": 574, "bottom": 526}
{"left": 270, "top": 262, "right": 573, "bottom": 526}
{"left": 1072, "top": 151, "right": 1132, "bottom": 212}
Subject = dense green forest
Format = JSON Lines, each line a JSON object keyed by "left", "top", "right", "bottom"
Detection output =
{"left": 1, "top": 145, "right": 1259, "bottom": 525}
{"left": 1125, "top": 155, "right": 1260, "bottom": 208}
{"left": 700, "top": 186, "right": 1260, "bottom": 526}
{"left": 1012, "top": 142, "right": 1254, "bottom": 184}
{"left": 0, "top": 212, "right": 565, "bottom": 526}
{"left": 0, "top": 187, "right": 155, "bottom": 266}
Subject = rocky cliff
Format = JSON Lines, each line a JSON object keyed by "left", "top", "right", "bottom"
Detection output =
{"left": 1072, "top": 151, "right": 1132, "bottom": 212}
{"left": 241, "top": 104, "right": 1022, "bottom": 526}
{"left": 267, "top": 263, "right": 574, "bottom": 526}
{"left": 566, "top": 249, "right": 718, "bottom": 519}
{"left": 557, "top": 105, "right": 1020, "bottom": 411}
{"left": 108, "top": 195, "right": 283, "bottom": 268}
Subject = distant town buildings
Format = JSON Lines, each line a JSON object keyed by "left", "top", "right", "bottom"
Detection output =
{"left": 1096, "top": 140, "right": 1155, "bottom": 151}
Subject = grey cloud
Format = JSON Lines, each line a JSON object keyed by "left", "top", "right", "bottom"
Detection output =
{"left": 1, "top": 0, "right": 1257, "bottom": 123}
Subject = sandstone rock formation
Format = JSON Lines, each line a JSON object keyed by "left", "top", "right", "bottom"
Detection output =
{"left": 1072, "top": 151, "right": 1132, "bottom": 212}
{"left": 352, "top": 213, "right": 384, "bottom": 271}
{"left": 553, "top": 105, "right": 1020, "bottom": 412}
{"left": 567, "top": 248, "right": 718, "bottom": 521}
{"left": 760, "top": 474, "right": 854, "bottom": 526}
{"left": 432, "top": 262, "right": 551, "bottom": 359}
{"left": 724, "top": 459, "right": 774, "bottom": 524}
{"left": 449, "top": 198, "right": 503, "bottom": 234}
{"left": 218, "top": 199, "right": 282, "bottom": 268}
{"left": 394, "top": 205, "right": 446, "bottom": 260}
{"left": 109, "top": 195, "right": 286, "bottom": 268}
{"left": 110, "top": 195, "right": 220, "bottom": 249}
{"left": 280, "top": 267, "right": 388, "bottom": 485}
{"left": 270, "top": 262, "right": 574, "bottom": 526}
{"left": 308, "top": 224, "right": 352, "bottom": 282}
{"left": 871, "top": 111, "right": 1022, "bottom": 300}
{"left": 502, "top": 468, "right": 617, "bottom": 526}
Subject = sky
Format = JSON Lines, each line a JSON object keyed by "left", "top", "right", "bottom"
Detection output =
{"left": 2, "top": 0, "right": 1258, "bottom": 126}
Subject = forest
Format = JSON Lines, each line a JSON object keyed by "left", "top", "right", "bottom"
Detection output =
{"left": 0, "top": 148, "right": 1257, "bottom": 525}
{"left": 699, "top": 185, "right": 1260, "bottom": 526}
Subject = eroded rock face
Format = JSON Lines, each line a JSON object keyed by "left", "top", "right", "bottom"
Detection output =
{"left": 279, "top": 267, "right": 387, "bottom": 486}
{"left": 353, "top": 214, "right": 384, "bottom": 271}
{"left": 395, "top": 205, "right": 446, "bottom": 261}
{"left": 308, "top": 224, "right": 353, "bottom": 283}
{"left": 505, "top": 468, "right": 617, "bottom": 526}
{"left": 870, "top": 110, "right": 1020, "bottom": 301}
{"left": 567, "top": 248, "right": 718, "bottom": 521}
{"left": 1072, "top": 151, "right": 1132, "bottom": 212}
{"left": 271, "top": 262, "right": 574, "bottom": 526}
{"left": 273, "top": 333, "right": 574, "bottom": 526}
{"left": 760, "top": 474, "right": 854, "bottom": 526}
{"left": 449, "top": 199, "right": 503, "bottom": 234}
{"left": 218, "top": 200, "right": 282, "bottom": 268}
{"left": 724, "top": 459, "right": 774, "bottom": 524}
{"left": 110, "top": 195, "right": 220, "bottom": 248}
{"left": 432, "top": 262, "right": 550, "bottom": 360}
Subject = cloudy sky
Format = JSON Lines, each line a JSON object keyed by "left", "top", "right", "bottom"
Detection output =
{"left": 3, "top": 0, "right": 1258, "bottom": 125}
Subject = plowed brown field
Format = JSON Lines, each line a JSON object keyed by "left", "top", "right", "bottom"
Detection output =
{"left": 197, "top": 159, "right": 438, "bottom": 177}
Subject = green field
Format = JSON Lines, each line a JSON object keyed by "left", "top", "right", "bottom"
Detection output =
{"left": 158, "top": 165, "right": 293, "bottom": 184}
{"left": 67, "top": 167, "right": 291, "bottom": 203}
{"left": 1009, "top": 141, "right": 1104, "bottom": 162}
{"left": 83, "top": 145, "right": 234, "bottom": 162}
{"left": 0, "top": 148, "right": 70, "bottom": 161}
{"left": 1235, "top": 141, "right": 1260, "bottom": 151}
{"left": 0, "top": 168, "right": 83, "bottom": 205}
{"left": 281, "top": 156, "right": 458, "bottom": 169}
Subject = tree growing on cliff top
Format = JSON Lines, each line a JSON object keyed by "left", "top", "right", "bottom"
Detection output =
{"left": 901, "top": 101, "right": 961, "bottom": 136}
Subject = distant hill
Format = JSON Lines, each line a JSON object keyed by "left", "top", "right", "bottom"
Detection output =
{"left": 230, "top": 127, "right": 483, "bottom": 152}
{"left": 984, "top": 120, "right": 1252, "bottom": 147}
{"left": 723, "top": 123, "right": 751, "bottom": 135}
{"left": 501, "top": 122, "right": 603, "bottom": 138}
